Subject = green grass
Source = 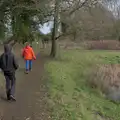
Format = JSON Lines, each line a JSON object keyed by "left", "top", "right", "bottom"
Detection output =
{"left": 46, "top": 50, "right": 120, "bottom": 120}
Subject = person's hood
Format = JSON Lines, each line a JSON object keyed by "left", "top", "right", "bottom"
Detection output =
{"left": 25, "top": 45, "right": 31, "bottom": 49}
{"left": 4, "top": 44, "right": 12, "bottom": 53}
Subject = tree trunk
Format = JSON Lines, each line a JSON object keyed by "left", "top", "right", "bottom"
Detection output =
{"left": 50, "top": 23, "right": 57, "bottom": 57}
{"left": 42, "top": 39, "right": 45, "bottom": 49}
{"left": 73, "top": 31, "right": 77, "bottom": 41}
{"left": 50, "top": 0, "right": 59, "bottom": 57}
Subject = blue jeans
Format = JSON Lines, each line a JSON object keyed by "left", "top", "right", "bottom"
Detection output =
{"left": 25, "top": 60, "right": 32, "bottom": 71}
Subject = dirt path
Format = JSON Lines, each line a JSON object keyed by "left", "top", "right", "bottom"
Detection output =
{"left": 0, "top": 53, "right": 50, "bottom": 120}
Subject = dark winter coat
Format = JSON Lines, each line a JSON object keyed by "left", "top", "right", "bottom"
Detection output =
{"left": 0, "top": 44, "right": 19, "bottom": 74}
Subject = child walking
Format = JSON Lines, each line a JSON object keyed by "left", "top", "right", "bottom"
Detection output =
{"left": 0, "top": 44, "right": 19, "bottom": 101}
{"left": 22, "top": 43, "right": 36, "bottom": 74}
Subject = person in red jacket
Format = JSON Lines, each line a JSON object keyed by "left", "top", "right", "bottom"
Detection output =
{"left": 22, "top": 43, "right": 36, "bottom": 74}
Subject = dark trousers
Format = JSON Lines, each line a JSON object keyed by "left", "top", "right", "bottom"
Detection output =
{"left": 4, "top": 73, "right": 16, "bottom": 97}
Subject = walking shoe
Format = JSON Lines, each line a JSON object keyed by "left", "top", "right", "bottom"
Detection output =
{"left": 25, "top": 70, "right": 29, "bottom": 74}
{"left": 10, "top": 95, "right": 16, "bottom": 101}
{"left": 7, "top": 90, "right": 11, "bottom": 100}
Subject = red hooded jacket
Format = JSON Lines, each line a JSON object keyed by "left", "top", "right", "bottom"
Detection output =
{"left": 22, "top": 45, "right": 36, "bottom": 60}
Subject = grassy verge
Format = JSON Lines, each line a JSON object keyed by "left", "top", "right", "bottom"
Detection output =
{"left": 46, "top": 50, "right": 120, "bottom": 120}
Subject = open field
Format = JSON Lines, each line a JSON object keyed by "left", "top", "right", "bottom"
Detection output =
{"left": 46, "top": 49, "right": 120, "bottom": 120}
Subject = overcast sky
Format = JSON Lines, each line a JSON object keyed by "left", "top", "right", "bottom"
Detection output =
{"left": 40, "top": 21, "right": 53, "bottom": 34}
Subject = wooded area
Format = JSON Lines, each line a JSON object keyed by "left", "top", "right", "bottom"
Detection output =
{"left": 1, "top": 1, "right": 120, "bottom": 120}
{"left": 0, "top": 0, "right": 120, "bottom": 57}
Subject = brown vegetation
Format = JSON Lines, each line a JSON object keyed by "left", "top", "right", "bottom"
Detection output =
{"left": 89, "top": 64, "right": 120, "bottom": 101}
{"left": 86, "top": 40, "right": 120, "bottom": 50}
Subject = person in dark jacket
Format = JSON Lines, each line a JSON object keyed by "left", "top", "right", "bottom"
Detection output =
{"left": 0, "top": 44, "right": 19, "bottom": 101}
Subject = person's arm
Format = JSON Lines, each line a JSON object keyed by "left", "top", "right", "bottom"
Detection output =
{"left": 13, "top": 55, "right": 19, "bottom": 70}
{"left": 31, "top": 48, "right": 36, "bottom": 60}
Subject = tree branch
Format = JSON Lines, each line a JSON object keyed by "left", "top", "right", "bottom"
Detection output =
{"left": 69, "top": 0, "right": 89, "bottom": 15}
{"left": 55, "top": 32, "right": 74, "bottom": 40}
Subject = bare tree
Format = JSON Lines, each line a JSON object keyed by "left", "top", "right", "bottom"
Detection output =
{"left": 50, "top": 0, "right": 104, "bottom": 57}
{"left": 50, "top": 0, "right": 60, "bottom": 57}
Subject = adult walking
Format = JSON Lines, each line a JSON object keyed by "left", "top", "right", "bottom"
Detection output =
{"left": 22, "top": 43, "right": 36, "bottom": 74}
{"left": 0, "top": 44, "right": 19, "bottom": 101}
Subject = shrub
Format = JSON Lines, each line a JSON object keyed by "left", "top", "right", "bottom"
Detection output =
{"left": 88, "top": 65, "right": 120, "bottom": 101}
